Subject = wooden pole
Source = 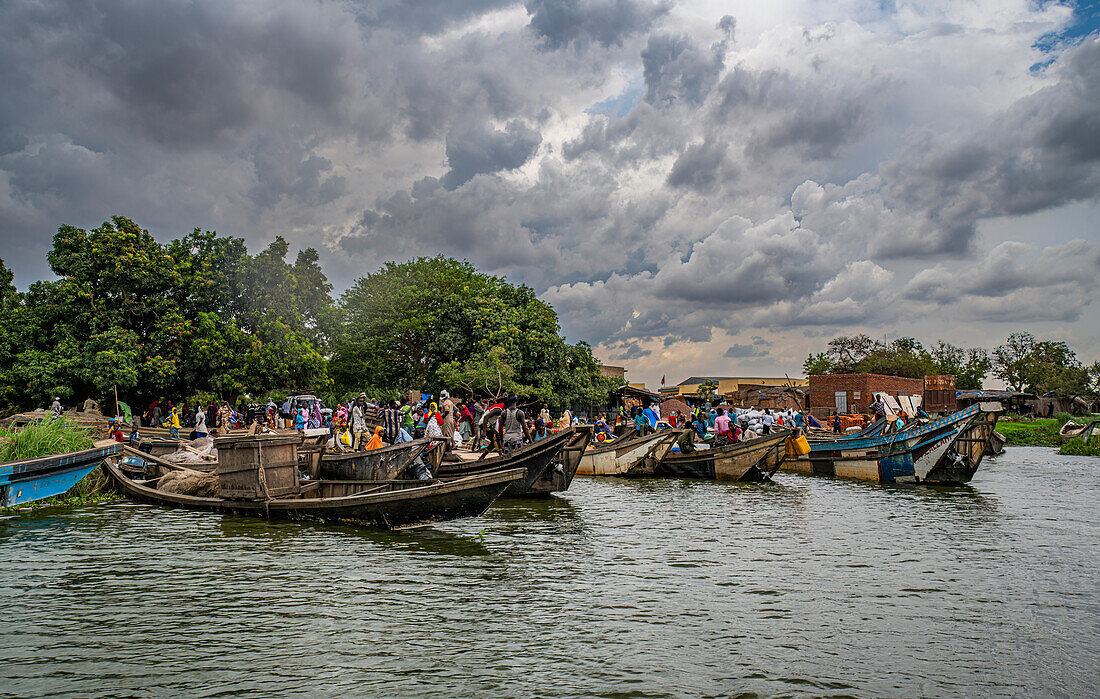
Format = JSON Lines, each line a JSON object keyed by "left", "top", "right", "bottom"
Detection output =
{"left": 114, "top": 384, "right": 120, "bottom": 420}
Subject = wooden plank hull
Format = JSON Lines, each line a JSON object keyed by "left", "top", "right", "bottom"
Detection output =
{"left": 0, "top": 444, "right": 122, "bottom": 507}
{"left": 657, "top": 431, "right": 789, "bottom": 482}
{"left": 782, "top": 403, "right": 1002, "bottom": 484}
{"left": 436, "top": 428, "right": 587, "bottom": 497}
{"left": 576, "top": 430, "right": 680, "bottom": 476}
{"left": 320, "top": 438, "right": 440, "bottom": 481}
{"left": 523, "top": 428, "right": 592, "bottom": 495}
{"left": 102, "top": 458, "right": 524, "bottom": 530}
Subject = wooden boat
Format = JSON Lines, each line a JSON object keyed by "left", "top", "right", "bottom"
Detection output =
{"left": 1061, "top": 419, "right": 1099, "bottom": 445}
{"left": 575, "top": 429, "right": 683, "bottom": 476}
{"left": 436, "top": 427, "right": 591, "bottom": 497}
{"left": 783, "top": 402, "right": 1003, "bottom": 484}
{"left": 1059, "top": 420, "right": 1090, "bottom": 442}
{"left": 0, "top": 444, "right": 122, "bottom": 507}
{"left": 657, "top": 430, "right": 789, "bottom": 481}
{"left": 101, "top": 457, "right": 525, "bottom": 529}
{"left": 985, "top": 430, "right": 1006, "bottom": 456}
{"left": 319, "top": 438, "right": 444, "bottom": 481}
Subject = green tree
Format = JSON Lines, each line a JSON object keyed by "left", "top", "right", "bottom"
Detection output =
{"left": 333, "top": 256, "right": 616, "bottom": 404}
{"left": 993, "top": 332, "right": 1036, "bottom": 392}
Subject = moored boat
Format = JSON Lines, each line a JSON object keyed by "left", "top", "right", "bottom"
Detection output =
{"left": 437, "top": 427, "right": 591, "bottom": 497}
{"left": 101, "top": 457, "right": 525, "bottom": 529}
{"left": 657, "top": 430, "right": 789, "bottom": 482}
{"left": 0, "top": 444, "right": 122, "bottom": 507}
{"left": 783, "top": 402, "right": 1003, "bottom": 484}
{"left": 575, "top": 429, "right": 683, "bottom": 477}
{"left": 985, "top": 430, "right": 1006, "bottom": 456}
{"left": 1059, "top": 419, "right": 1091, "bottom": 442}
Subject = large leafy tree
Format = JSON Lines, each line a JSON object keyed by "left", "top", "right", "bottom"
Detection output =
{"left": 332, "top": 256, "right": 617, "bottom": 405}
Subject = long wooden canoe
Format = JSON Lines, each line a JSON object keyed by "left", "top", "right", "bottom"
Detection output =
{"left": 575, "top": 429, "right": 683, "bottom": 476}
{"left": 436, "top": 427, "right": 591, "bottom": 497}
{"left": 101, "top": 457, "right": 524, "bottom": 529}
{"left": 657, "top": 430, "right": 789, "bottom": 482}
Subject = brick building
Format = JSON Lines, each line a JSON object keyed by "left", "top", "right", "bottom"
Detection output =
{"left": 808, "top": 374, "right": 925, "bottom": 418}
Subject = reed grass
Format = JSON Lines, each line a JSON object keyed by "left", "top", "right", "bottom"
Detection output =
{"left": 0, "top": 417, "right": 95, "bottom": 463}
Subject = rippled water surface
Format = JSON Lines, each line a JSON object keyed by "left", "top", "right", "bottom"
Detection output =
{"left": 2, "top": 447, "right": 1097, "bottom": 697}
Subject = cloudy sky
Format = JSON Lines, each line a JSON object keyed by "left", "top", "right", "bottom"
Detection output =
{"left": 2, "top": 0, "right": 1098, "bottom": 388}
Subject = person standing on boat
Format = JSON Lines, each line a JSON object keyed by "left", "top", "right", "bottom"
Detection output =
{"left": 869, "top": 396, "right": 886, "bottom": 421}
{"left": 458, "top": 402, "right": 473, "bottom": 443}
{"left": 218, "top": 402, "right": 232, "bottom": 434}
{"left": 761, "top": 409, "right": 774, "bottom": 435}
{"left": 440, "top": 390, "right": 456, "bottom": 446}
{"left": 714, "top": 409, "right": 734, "bottom": 445}
{"left": 832, "top": 411, "right": 842, "bottom": 434}
{"left": 539, "top": 404, "right": 551, "bottom": 426}
{"left": 195, "top": 405, "right": 207, "bottom": 438}
{"left": 471, "top": 399, "right": 485, "bottom": 448}
{"left": 560, "top": 407, "right": 573, "bottom": 432}
{"left": 497, "top": 397, "right": 531, "bottom": 453}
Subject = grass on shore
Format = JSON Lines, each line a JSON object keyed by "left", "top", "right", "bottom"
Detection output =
{"left": 995, "top": 414, "right": 1069, "bottom": 447}
{"left": 997, "top": 412, "right": 1100, "bottom": 453}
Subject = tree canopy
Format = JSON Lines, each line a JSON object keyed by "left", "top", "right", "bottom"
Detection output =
{"left": 805, "top": 332, "right": 1097, "bottom": 396}
{"left": 331, "top": 256, "right": 616, "bottom": 405}
{"left": 0, "top": 219, "right": 617, "bottom": 413}
{"left": 992, "top": 332, "right": 1095, "bottom": 396}
{"left": 804, "top": 335, "right": 992, "bottom": 390}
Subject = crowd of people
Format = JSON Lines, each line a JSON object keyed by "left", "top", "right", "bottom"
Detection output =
{"left": 45, "top": 391, "right": 846, "bottom": 452}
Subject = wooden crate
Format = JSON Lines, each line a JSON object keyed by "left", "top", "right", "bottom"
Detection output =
{"left": 215, "top": 435, "right": 301, "bottom": 500}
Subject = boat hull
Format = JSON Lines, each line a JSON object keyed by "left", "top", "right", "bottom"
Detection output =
{"left": 657, "top": 431, "right": 789, "bottom": 482}
{"left": 436, "top": 428, "right": 590, "bottom": 497}
{"left": 102, "top": 458, "right": 523, "bottom": 529}
{"left": 320, "top": 438, "right": 440, "bottom": 481}
{"left": 575, "top": 430, "right": 680, "bottom": 476}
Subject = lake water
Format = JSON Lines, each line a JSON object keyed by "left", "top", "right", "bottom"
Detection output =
{"left": 1, "top": 447, "right": 1097, "bottom": 697}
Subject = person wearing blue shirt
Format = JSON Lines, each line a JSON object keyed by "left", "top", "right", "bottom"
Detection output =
{"left": 694, "top": 414, "right": 708, "bottom": 439}
{"left": 793, "top": 411, "right": 805, "bottom": 428}
{"left": 643, "top": 404, "right": 659, "bottom": 429}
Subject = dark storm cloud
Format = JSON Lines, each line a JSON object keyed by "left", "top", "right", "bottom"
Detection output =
{"left": 525, "top": 0, "right": 670, "bottom": 50}
{"left": 442, "top": 121, "right": 543, "bottom": 190}
{"left": 642, "top": 33, "right": 725, "bottom": 107}
{"left": 723, "top": 343, "right": 768, "bottom": 358}
{"left": 666, "top": 140, "right": 734, "bottom": 192}
{"left": 609, "top": 340, "right": 652, "bottom": 360}
{"left": 0, "top": 0, "right": 361, "bottom": 150}
{"left": 712, "top": 66, "right": 871, "bottom": 161}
